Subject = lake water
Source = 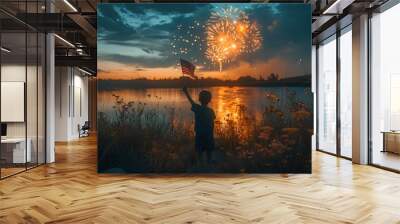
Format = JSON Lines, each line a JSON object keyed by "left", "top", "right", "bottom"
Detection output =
{"left": 98, "top": 86, "right": 313, "bottom": 124}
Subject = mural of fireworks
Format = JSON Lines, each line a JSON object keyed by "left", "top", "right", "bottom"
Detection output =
{"left": 206, "top": 7, "right": 263, "bottom": 72}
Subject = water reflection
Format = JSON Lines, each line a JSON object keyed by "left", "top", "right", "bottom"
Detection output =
{"left": 98, "top": 86, "right": 311, "bottom": 126}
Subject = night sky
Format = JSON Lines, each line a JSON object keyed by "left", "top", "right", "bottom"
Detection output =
{"left": 98, "top": 3, "right": 311, "bottom": 80}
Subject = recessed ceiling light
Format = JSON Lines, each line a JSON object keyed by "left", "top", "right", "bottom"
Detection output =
{"left": 1, "top": 47, "right": 11, "bottom": 53}
{"left": 323, "top": 0, "right": 343, "bottom": 15}
{"left": 63, "top": 0, "right": 78, "bottom": 12}
{"left": 54, "top": 34, "right": 75, "bottom": 48}
{"left": 78, "top": 67, "right": 93, "bottom": 76}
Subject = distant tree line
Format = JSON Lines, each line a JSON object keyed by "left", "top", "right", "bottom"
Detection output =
{"left": 98, "top": 74, "right": 311, "bottom": 90}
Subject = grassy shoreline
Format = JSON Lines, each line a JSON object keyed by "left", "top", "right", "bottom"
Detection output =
{"left": 98, "top": 88, "right": 313, "bottom": 173}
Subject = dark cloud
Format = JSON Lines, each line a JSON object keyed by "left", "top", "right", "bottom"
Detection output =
{"left": 99, "top": 53, "right": 174, "bottom": 68}
{"left": 98, "top": 4, "right": 210, "bottom": 41}
{"left": 98, "top": 5, "right": 137, "bottom": 41}
{"left": 98, "top": 4, "right": 214, "bottom": 69}
{"left": 112, "top": 3, "right": 209, "bottom": 15}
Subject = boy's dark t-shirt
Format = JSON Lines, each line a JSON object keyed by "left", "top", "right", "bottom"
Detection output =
{"left": 191, "top": 103, "right": 216, "bottom": 151}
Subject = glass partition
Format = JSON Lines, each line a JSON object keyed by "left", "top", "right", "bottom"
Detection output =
{"left": 0, "top": 1, "right": 46, "bottom": 179}
{"left": 38, "top": 32, "right": 45, "bottom": 165}
{"left": 27, "top": 31, "right": 38, "bottom": 169}
{"left": 317, "top": 35, "right": 337, "bottom": 154}
{"left": 1, "top": 31, "right": 28, "bottom": 177}
{"left": 370, "top": 3, "right": 400, "bottom": 171}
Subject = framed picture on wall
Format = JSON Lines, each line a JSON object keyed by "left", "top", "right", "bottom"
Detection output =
{"left": 1, "top": 81, "right": 25, "bottom": 122}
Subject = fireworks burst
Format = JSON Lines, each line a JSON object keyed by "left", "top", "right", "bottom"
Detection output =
{"left": 170, "top": 21, "right": 205, "bottom": 68}
{"left": 206, "top": 7, "right": 263, "bottom": 71}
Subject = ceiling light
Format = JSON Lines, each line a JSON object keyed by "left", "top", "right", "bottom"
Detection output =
{"left": 63, "top": 0, "right": 78, "bottom": 12}
{"left": 1, "top": 47, "right": 11, "bottom": 53}
{"left": 54, "top": 34, "right": 75, "bottom": 48}
{"left": 78, "top": 67, "right": 93, "bottom": 76}
{"left": 323, "top": 0, "right": 342, "bottom": 15}
{"left": 76, "top": 48, "right": 85, "bottom": 55}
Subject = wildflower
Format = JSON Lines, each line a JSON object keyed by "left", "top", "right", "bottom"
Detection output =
{"left": 282, "top": 128, "right": 299, "bottom": 135}
{"left": 258, "top": 126, "right": 274, "bottom": 140}
{"left": 270, "top": 139, "right": 285, "bottom": 151}
{"left": 276, "top": 111, "right": 284, "bottom": 118}
{"left": 292, "top": 109, "right": 311, "bottom": 121}
{"left": 258, "top": 132, "right": 270, "bottom": 140}
{"left": 265, "top": 92, "right": 280, "bottom": 103}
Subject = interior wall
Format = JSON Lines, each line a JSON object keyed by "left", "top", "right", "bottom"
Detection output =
{"left": 88, "top": 77, "right": 97, "bottom": 131}
{"left": 71, "top": 72, "right": 89, "bottom": 138}
{"left": 55, "top": 67, "right": 69, "bottom": 141}
{"left": 55, "top": 67, "right": 89, "bottom": 141}
{"left": 312, "top": 45, "right": 316, "bottom": 150}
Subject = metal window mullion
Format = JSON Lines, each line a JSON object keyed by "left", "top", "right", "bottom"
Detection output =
{"left": 25, "top": 0, "right": 28, "bottom": 171}
{"left": 73, "top": 68, "right": 75, "bottom": 118}
{"left": 0, "top": 22, "right": 2, "bottom": 179}
{"left": 336, "top": 30, "right": 341, "bottom": 157}
{"left": 367, "top": 11, "right": 373, "bottom": 165}
{"left": 36, "top": 0, "right": 39, "bottom": 167}
{"left": 69, "top": 68, "right": 71, "bottom": 118}
{"left": 44, "top": 31, "right": 47, "bottom": 165}
{"left": 316, "top": 44, "right": 320, "bottom": 150}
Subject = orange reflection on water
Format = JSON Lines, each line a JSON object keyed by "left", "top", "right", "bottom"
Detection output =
{"left": 214, "top": 87, "right": 245, "bottom": 125}
{"left": 98, "top": 86, "right": 267, "bottom": 137}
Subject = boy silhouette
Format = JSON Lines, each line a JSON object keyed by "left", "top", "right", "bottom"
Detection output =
{"left": 183, "top": 86, "right": 216, "bottom": 165}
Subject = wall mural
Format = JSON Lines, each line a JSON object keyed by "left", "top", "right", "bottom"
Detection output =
{"left": 97, "top": 3, "right": 313, "bottom": 173}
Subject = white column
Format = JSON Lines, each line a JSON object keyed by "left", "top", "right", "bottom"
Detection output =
{"left": 46, "top": 33, "right": 55, "bottom": 163}
{"left": 352, "top": 14, "right": 369, "bottom": 164}
{"left": 45, "top": 0, "right": 55, "bottom": 163}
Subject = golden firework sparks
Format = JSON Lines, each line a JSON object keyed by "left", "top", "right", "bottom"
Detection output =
{"left": 206, "top": 19, "right": 241, "bottom": 71}
{"left": 205, "top": 7, "right": 263, "bottom": 72}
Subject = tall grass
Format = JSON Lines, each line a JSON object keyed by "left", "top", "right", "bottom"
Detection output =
{"left": 98, "top": 88, "right": 312, "bottom": 173}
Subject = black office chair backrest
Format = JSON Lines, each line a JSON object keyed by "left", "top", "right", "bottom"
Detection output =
{"left": 82, "top": 121, "right": 90, "bottom": 129}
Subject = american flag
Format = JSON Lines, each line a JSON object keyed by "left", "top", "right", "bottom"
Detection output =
{"left": 180, "top": 58, "right": 197, "bottom": 79}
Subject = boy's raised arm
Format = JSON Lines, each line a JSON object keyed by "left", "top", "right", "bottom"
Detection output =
{"left": 183, "top": 86, "right": 195, "bottom": 105}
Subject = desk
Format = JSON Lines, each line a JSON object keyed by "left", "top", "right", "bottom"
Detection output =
{"left": 382, "top": 131, "right": 400, "bottom": 154}
{"left": 1, "top": 138, "right": 31, "bottom": 163}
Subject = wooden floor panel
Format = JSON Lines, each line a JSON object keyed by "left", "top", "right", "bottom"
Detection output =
{"left": 1, "top": 135, "right": 400, "bottom": 223}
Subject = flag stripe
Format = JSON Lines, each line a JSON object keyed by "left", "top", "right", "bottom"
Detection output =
{"left": 180, "top": 59, "right": 196, "bottom": 79}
